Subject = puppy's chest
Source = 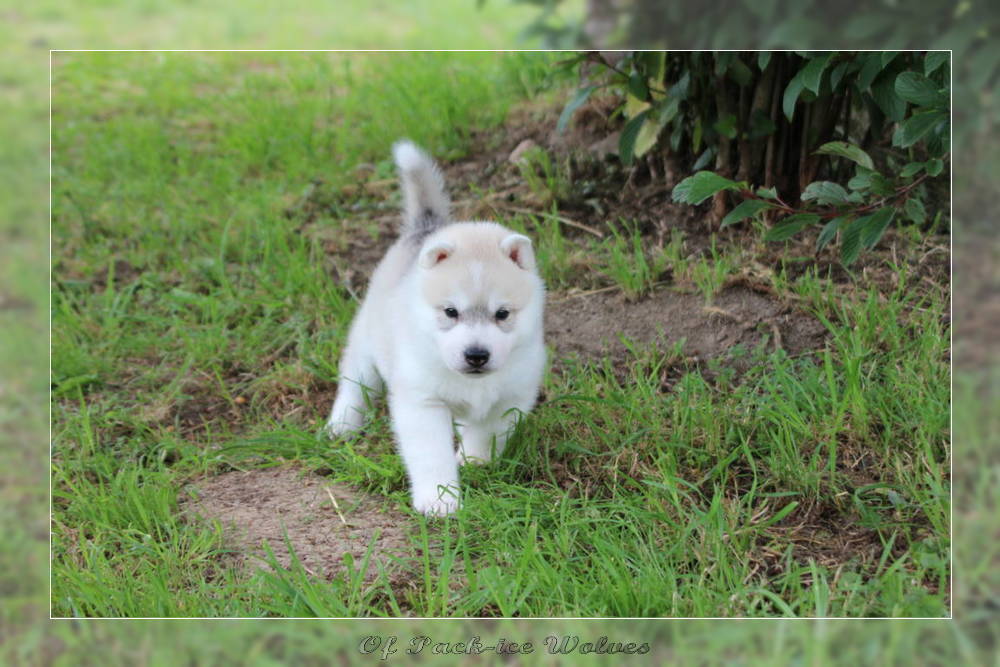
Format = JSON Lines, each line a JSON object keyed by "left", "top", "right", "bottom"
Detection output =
{"left": 438, "top": 381, "right": 507, "bottom": 422}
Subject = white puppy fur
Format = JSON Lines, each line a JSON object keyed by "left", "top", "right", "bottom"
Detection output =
{"left": 327, "top": 141, "right": 546, "bottom": 516}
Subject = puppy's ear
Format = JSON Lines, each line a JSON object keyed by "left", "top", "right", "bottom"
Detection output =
{"left": 419, "top": 240, "right": 455, "bottom": 269}
{"left": 500, "top": 234, "right": 535, "bottom": 271}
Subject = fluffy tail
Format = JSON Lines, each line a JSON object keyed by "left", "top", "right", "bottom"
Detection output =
{"left": 392, "top": 140, "right": 451, "bottom": 239}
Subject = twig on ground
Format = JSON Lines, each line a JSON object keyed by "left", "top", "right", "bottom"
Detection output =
{"left": 550, "top": 280, "right": 670, "bottom": 303}
{"left": 495, "top": 205, "right": 605, "bottom": 238}
{"left": 549, "top": 284, "right": 622, "bottom": 302}
{"left": 917, "top": 245, "right": 948, "bottom": 265}
{"left": 769, "top": 320, "right": 784, "bottom": 352}
{"left": 703, "top": 306, "right": 746, "bottom": 326}
{"left": 261, "top": 340, "right": 296, "bottom": 367}
{"left": 324, "top": 486, "right": 349, "bottom": 526}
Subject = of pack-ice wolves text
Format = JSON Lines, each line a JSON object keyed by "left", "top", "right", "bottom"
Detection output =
{"left": 327, "top": 141, "right": 546, "bottom": 516}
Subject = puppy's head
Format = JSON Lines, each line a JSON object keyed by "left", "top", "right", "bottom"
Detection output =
{"left": 417, "top": 223, "right": 543, "bottom": 376}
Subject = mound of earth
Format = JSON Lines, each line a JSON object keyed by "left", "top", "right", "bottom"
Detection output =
{"left": 183, "top": 467, "right": 416, "bottom": 584}
{"left": 546, "top": 284, "right": 827, "bottom": 369}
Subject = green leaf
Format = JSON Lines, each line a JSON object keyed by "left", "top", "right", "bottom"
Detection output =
{"left": 817, "top": 216, "right": 848, "bottom": 251}
{"left": 924, "top": 51, "right": 949, "bottom": 76}
{"left": 926, "top": 127, "right": 950, "bottom": 158}
{"left": 728, "top": 58, "right": 753, "bottom": 86}
{"left": 848, "top": 167, "right": 876, "bottom": 191}
{"left": 895, "top": 71, "right": 946, "bottom": 108}
{"left": 871, "top": 69, "right": 906, "bottom": 121}
{"left": 714, "top": 113, "right": 738, "bottom": 139}
{"left": 858, "top": 53, "right": 884, "bottom": 90}
{"left": 893, "top": 110, "right": 947, "bottom": 148}
{"left": 619, "top": 109, "right": 650, "bottom": 166}
{"left": 714, "top": 52, "right": 734, "bottom": 77}
{"left": 672, "top": 171, "right": 743, "bottom": 205}
{"left": 904, "top": 198, "right": 926, "bottom": 225}
{"left": 801, "top": 53, "right": 834, "bottom": 94}
{"left": 881, "top": 51, "right": 899, "bottom": 68}
{"left": 669, "top": 119, "right": 684, "bottom": 152}
{"left": 859, "top": 207, "right": 895, "bottom": 249}
{"left": 869, "top": 172, "right": 895, "bottom": 196}
{"left": 557, "top": 85, "right": 596, "bottom": 133}
{"left": 829, "top": 60, "right": 850, "bottom": 91}
{"left": 721, "top": 199, "right": 775, "bottom": 227}
{"left": 814, "top": 141, "right": 874, "bottom": 170}
{"left": 900, "top": 162, "right": 924, "bottom": 178}
{"left": 925, "top": 158, "right": 944, "bottom": 177}
{"left": 624, "top": 91, "right": 650, "bottom": 118}
{"left": 756, "top": 186, "right": 778, "bottom": 199}
{"left": 692, "top": 147, "right": 715, "bottom": 171}
{"left": 637, "top": 51, "right": 666, "bottom": 82}
{"left": 633, "top": 115, "right": 664, "bottom": 159}
{"left": 628, "top": 72, "right": 649, "bottom": 101}
{"left": 656, "top": 96, "right": 680, "bottom": 125}
{"left": 840, "top": 219, "right": 863, "bottom": 265}
{"left": 669, "top": 70, "right": 691, "bottom": 100}
{"left": 758, "top": 52, "right": 772, "bottom": 71}
{"left": 801, "top": 181, "right": 850, "bottom": 205}
{"left": 692, "top": 116, "right": 703, "bottom": 153}
{"left": 764, "top": 213, "right": 820, "bottom": 241}
{"left": 783, "top": 71, "right": 806, "bottom": 121}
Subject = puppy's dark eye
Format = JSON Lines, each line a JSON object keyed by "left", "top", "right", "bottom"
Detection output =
{"left": 444, "top": 307, "right": 459, "bottom": 319}
{"left": 495, "top": 308, "right": 510, "bottom": 321}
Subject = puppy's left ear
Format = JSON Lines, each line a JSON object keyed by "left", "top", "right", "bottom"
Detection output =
{"left": 500, "top": 234, "right": 535, "bottom": 271}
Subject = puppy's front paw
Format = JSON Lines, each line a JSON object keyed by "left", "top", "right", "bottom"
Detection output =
{"left": 412, "top": 488, "right": 460, "bottom": 517}
{"left": 325, "top": 417, "right": 360, "bottom": 440}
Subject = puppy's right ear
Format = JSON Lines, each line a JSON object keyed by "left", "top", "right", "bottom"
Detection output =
{"left": 419, "top": 240, "right": 455, "bottom": 269}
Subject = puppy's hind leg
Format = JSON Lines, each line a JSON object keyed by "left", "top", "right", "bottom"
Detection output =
{"left": 326, "top": 345, "right": 382, "bottom": 438}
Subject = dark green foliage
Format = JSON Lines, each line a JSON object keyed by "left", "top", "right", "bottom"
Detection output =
{"left": 559, "top": 51, "right": 949, "bottom": 265}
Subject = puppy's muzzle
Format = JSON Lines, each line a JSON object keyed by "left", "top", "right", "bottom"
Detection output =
{"left": 463, "top": 346, "right": 490, "bottom": 372}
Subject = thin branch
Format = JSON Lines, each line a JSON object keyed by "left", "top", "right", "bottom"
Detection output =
{"left": 593, "top": 52, "right": 670, "bottom": 97}
{"left": 496, "top": 205, "right": 605, "bottom": 238}
{"left": 739, "top": 172, "right": 935, "bottom": 221}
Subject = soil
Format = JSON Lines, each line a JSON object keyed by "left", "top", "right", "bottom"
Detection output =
{"left": 183, "top": 466, "right": 418, "bottom": 585}
{"left": 546, "top": 283, "right": 827, "bottom": 372}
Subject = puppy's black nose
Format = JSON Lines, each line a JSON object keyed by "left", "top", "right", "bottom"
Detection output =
{"left": 464, "top": 347, "right": 490, "bottom": 368}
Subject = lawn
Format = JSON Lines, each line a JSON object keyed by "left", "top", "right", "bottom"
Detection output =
{"left": 50, "top": 50, "right": 950, "bottom": 618}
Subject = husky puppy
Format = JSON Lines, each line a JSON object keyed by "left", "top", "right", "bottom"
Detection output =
{"left": 327, "top": 141, "right": 546, "bottom": 516}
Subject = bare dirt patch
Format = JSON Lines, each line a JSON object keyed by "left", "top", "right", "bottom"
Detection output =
{"left": 760, "top": 498, "right": 883, "bottom": 575}
{"left": 547, "top": 284, "right": 827, "bottom": 370}
{"left": 183, "top": 466, "right": 418, "bottom": 584}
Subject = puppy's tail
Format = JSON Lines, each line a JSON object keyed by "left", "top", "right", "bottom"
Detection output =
{"left": 393, "top": 140, "right": 451, "bottom": 239}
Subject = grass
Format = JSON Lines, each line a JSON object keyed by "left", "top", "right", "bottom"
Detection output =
{"left": 689, "top": 236, "right": 736, "bottom": 304}
{"left": 596, "top": 219, "right": 668, "bottom": 300}
{"left": 21, "top": 0, "right": 562, "bottom": 49}
{"left": 49, "top": 51, "right": 952, "bottom": 619}
{"left": 516, "top": 145, "right": 572, "bottom": 206}
{"left": 508, "top": 210, "right": 595, "bottom": 291}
